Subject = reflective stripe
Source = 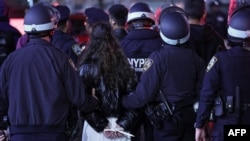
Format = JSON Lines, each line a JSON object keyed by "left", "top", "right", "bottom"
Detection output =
{"left": 24, "top": 22, "right": 55, "bottom": 32}
{"left": 160, "top": 31, "right": 190, "bottom": 45}
{"left": 127, "top": 12, "right": 155, "bottom": 23}
{"left": 228, "top": 26, "right": 249, "bottom": 39}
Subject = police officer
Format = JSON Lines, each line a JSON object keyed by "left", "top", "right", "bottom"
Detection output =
{"left": 120, "top": 2, "right": 163, "bottom": 80}
{"left": 84, "top": 7, "right": 109, "bottom": 35}
{"left": 80, "top": 7, "right": 109, "bottom": 53}
{"left": 172, "top": 0, "right": 226, "bottom": 66}
{"left": 51, "top": 5, "right": 82, "bottom": 64}
{"left": 0, "top": 3, "right": 98, "bottom": 141}
{"left": 122, "top": 6, "right": 205, "bottom": 141}
{"left": 0, "top": 0, "right": 21, "bottom": 68}
{"left": 108, "top": 4, "right": 128, "bottom": 41}
{"left": 195, "top": 5, "right": 250, "bottom": 141}
{"left": 120, "top": 2, "right": 164, "bottom": 141}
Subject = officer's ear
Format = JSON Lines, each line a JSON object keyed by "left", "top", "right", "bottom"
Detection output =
{"left": 110, "top": 19, "right": 116, "bottom": 26}
{"left": 50, "top": 30, "right": 55, "bottom": 36}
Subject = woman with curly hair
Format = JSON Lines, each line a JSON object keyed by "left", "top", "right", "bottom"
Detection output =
{"left": 78, "top": 22, "right": 141, "bottom": 141}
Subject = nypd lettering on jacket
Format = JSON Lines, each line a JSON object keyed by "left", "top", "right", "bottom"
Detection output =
{"left": 128, "top": 58, "right": 146, "bottom": 72}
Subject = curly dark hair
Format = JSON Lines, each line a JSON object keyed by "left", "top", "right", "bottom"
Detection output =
{"left": 78, "top": 22, "right": 137, "bottom": 90}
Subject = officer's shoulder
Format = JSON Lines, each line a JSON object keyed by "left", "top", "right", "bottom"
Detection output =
{"left": 215, "top": 48, "right": 233, "bottom": 58}
{"left": 147, "top": 48, "right": 166, "bottom": 60}
{"left": 50, "top": 44, "right": 70, "bottom": 57}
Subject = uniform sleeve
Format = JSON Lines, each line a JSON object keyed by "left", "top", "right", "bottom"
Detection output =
{"left": 122, "top": 52, "right": 162, "bottom": 109}
{"left": 195, "top": 55, "right": 220, "bottom": 128}
{"left": 65, "top": 41, "right": 79, "bottom": 64}
{"left": 63, "top": 59, "right": 98, "bottom": 113}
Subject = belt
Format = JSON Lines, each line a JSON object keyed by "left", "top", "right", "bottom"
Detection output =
{"left": 170, "top": 102, "right": 194, "bottom": 112}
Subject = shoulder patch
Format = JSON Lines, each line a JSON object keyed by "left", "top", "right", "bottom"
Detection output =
{"left": 72, "top": 44, "right": 83, "bottom": 56}
{"left": 69, "top": 59, "right": 78, "bottom": 71}
{"left": 142, "top": 58, "right": 153, "bottom": 72}
{"left": 206, "top": 56, "right": 218, "bottom": 72}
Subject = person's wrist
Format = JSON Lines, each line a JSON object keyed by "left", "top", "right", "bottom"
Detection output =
{"left": 0, "top": 130, "right": 7, "bottom": 138}
{"left": 194, "top": 122, "right": 203, "bottom": 129}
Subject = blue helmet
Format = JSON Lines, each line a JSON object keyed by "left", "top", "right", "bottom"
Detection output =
{"left": 159, "top": 6, "right": 190, "bottom": 45}
{"left": 127, "top": 2, "right": 155, "bottom": 24}
{"left": 227, "top": 5, "right": 250, "bottom": 44}
{"left": 24, "top": 2, "right": 60, "bottom": 34}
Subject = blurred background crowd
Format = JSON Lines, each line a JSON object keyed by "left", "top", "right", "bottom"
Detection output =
{"left": 4, "top": 0, "right": 233, "bottom": 45}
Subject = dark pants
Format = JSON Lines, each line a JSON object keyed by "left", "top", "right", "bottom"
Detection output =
{"left": 11, "top": 133, "right": 68, "bottom": 141}
{"left": 144, "top": 120, "right": 154, "bottom": 141}
{"left": 132, "top": 118, "right": 154, "bottom": 141}
{"left": 154, "top": 106, "right": 196, "bottom": 141}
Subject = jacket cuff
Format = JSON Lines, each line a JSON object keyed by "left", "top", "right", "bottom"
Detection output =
{"left": 194, "top": 121, "right": 205, "bottom": 129}
{"left": 84, "top": 111, "right": 109, "bottom": 132}
{"left": 0, "top": 116, "right": 8, "bottom": 130}
{"left": 116, "top": 110, "right": 142, "bottom": 131}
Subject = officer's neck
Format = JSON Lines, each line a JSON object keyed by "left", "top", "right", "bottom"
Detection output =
{"left": 41, "top": 36, "right": 51, "bottom": 42}
{"left": 188, "top": 19, "right": 201, "bottom": 25}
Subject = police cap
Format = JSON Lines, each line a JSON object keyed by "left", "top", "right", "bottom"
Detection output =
{"left": 54, "top": 5, "right": 70, "bottom": 21}
{"left": 85, "top": 7, "right": 109, "bottom": 24}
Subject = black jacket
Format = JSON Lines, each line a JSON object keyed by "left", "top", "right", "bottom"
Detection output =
{"left": 113, "top": 28, "right": 127, "bottom": 42}
{"left": 189, "top": 24, "right": 226, "bottom": 66}
{"left": 79, "top": 64, "right": 142, "bottom": 132}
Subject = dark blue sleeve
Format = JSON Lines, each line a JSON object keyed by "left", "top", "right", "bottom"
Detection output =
{"left": 195, "top": 55, "right": 220, "bottom": 128}
{"left": 63, "top": 59, "right": 98, "bottom": 113}
{"left": 122, "top": 51, "right": 162, "bottom": 109}
{"left": 63, "top": 41, "right": 79, "bottom": 64}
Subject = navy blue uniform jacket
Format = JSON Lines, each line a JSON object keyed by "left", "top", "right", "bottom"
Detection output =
{"left": 196, "top": 46, "right": 250, "bottom": 128}
{"left": 120, "top": 29, "right": 163, "bottom": 79}
{"left": 51, "top": 30, "right": 80, "bottom": 64}
{"left": 122, "top": 44, "right": 205, "bottom": 109}
{"left": 0, "top": 39, "right": 98, "bottom": 131}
